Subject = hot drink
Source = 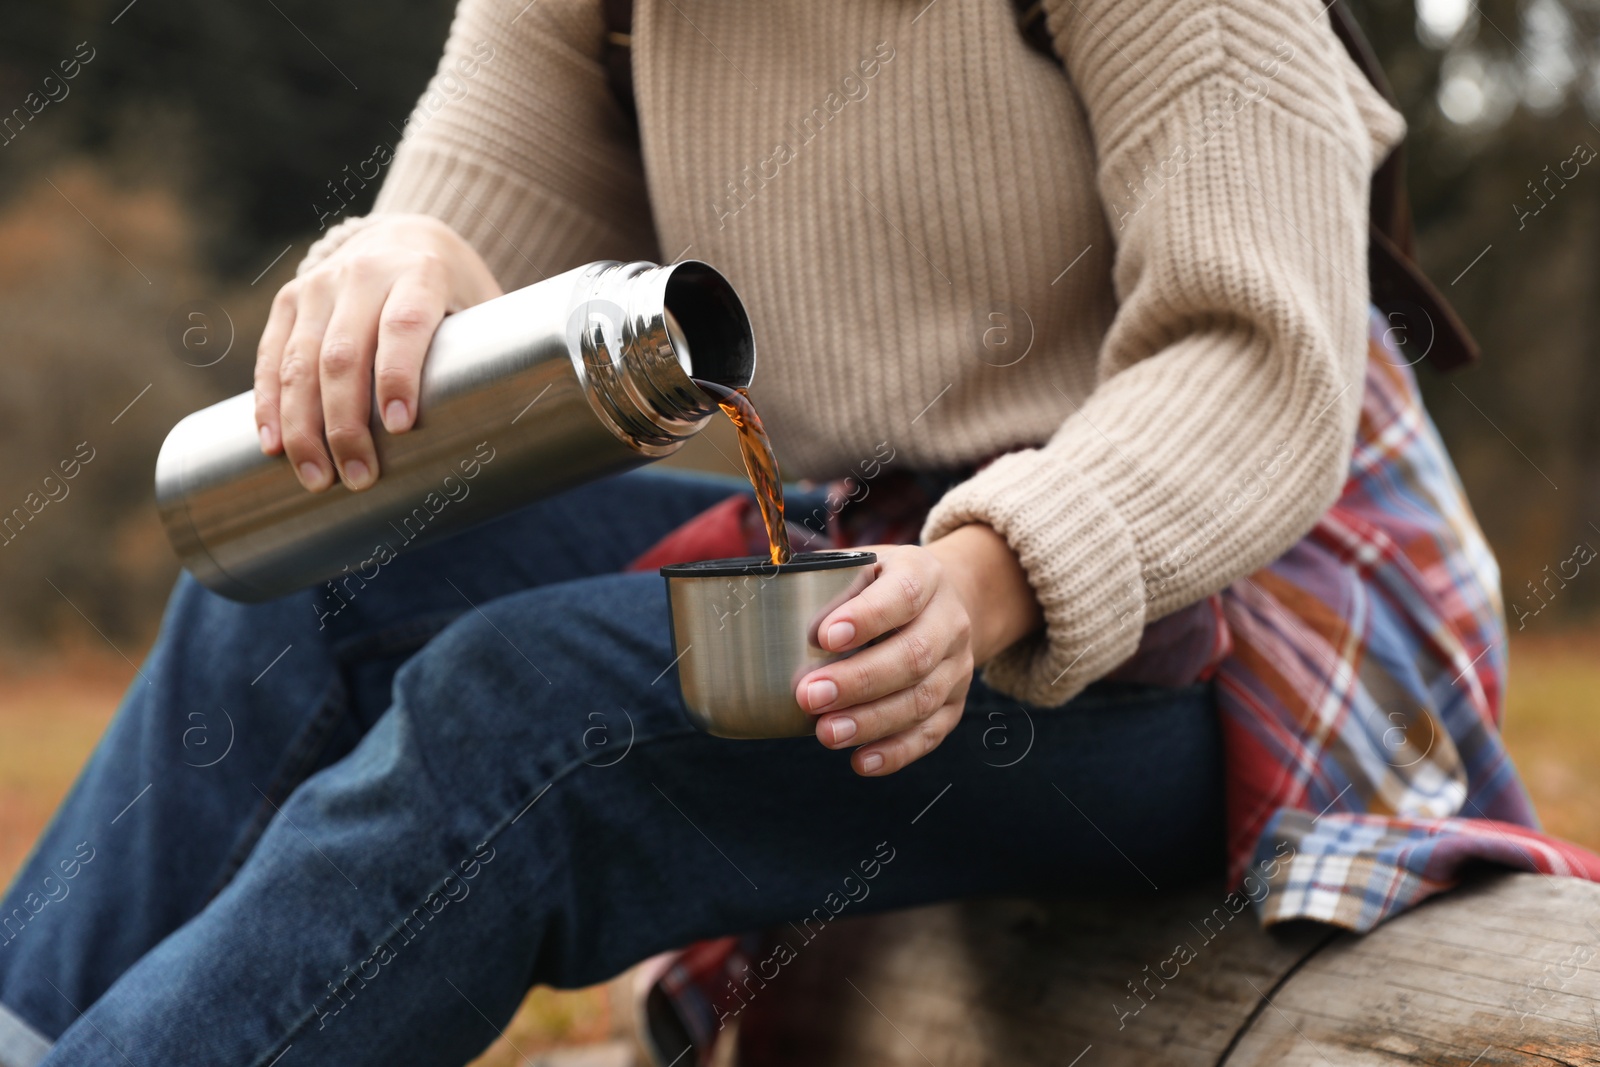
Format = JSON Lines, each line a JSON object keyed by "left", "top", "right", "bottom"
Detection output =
{"left": 692, "top": 378, "right": 792, "bottom": 566}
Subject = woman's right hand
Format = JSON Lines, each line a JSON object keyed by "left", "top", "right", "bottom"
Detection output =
{"left": 255, "top": 214, "right": 503, "bottom": 492}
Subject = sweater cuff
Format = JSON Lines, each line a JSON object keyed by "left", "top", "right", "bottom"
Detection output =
{"left": 921, "top": 451, "right": 1146, "bottom": 707}
{"left": 296, "top": 215, "right": 389, "bottom": 277}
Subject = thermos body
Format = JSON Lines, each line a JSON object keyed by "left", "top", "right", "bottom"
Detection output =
{"left": 155, "top": 259, "right": 755, "bottom": 601}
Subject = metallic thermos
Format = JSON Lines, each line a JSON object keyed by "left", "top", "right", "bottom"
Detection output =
{"left": 155, "top": 260, "right": 755, "bottom": 601}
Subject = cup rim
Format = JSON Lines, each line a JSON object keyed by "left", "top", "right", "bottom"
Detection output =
{"left": 659, "top": 549, "right": 877, "bottom": 579}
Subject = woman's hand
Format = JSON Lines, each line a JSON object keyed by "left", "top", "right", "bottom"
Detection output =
{"left": 254, "top": 214, "right": 502, "bottom": 492}
{"left": 795, "top": 524, "right": 1043, "bottom": 776}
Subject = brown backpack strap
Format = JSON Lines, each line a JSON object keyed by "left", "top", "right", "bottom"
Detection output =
{"left": 1016, "top": 1, "right": 1053, "bottom": 54}
{"left": 600, "top": 0, "right": 1477, "bottom": 371}
{"left": 601, "top": 0, "right": 636, "bottom": 119}
{"left": 1324, "top": 3, "right": 1410, "bottom": 254}
{"left": 1326, "top": 2, "right": 1478, "bottom": 370}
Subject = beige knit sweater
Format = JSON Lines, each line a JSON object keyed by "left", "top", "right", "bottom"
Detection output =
{"left": 301, "top": 0, "right": 1404, "bottom": 706}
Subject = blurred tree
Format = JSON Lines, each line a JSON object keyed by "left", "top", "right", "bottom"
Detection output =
{"left": 0, "top": 0, "right": 455, "bottom": 273}
{"left": 1350, "top": 0, "right": 1600, "bottom": 618}
{"left": 0, "top": 0, "right": 454, "bottom": 646}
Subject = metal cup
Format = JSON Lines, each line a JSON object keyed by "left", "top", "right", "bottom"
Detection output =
{"left": 661, "top": 550, "right": 879, "bottom": 739}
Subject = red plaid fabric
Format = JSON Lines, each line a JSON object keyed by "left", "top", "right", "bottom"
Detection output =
{"left": 625, "top": 307, "right": 1600, "bottom": 1063}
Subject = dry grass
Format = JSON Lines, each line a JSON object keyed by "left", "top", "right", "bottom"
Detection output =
{"left": 1500, "top": 631, "right": 1600, "bottom": 853}
{"left": 0, "top": 653, "right": 128, "bottom": 880}
{"left": 2, "top": 630, "right": 1598, "bottom": 1063}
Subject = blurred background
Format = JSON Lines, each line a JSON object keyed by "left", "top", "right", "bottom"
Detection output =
{"left": 2, "top": 0, "right": 1599, "bottom": 1061}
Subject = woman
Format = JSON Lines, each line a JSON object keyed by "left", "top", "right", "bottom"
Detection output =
{"left": 2, "top": 1, "right": 1591, "bottom": 1064}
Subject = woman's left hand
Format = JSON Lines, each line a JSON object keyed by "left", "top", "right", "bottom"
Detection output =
{"left": 794, "top": 524, "right": 1042, "bottom": 776}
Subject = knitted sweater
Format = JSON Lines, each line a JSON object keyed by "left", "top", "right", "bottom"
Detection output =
{"left": 301, "top": 0, "right": 1405, "bottom": 706}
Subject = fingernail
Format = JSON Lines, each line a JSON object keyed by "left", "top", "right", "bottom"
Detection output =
{"left": 860, "top": 752, "right": 884, "bottom": 774}
{"left": 343, "top": 459, "right": 371, "bottom": 489}
{"left": 383, "top": 399, "right": 409, "bottom": 433}
{"left": 826, "top": 621, "right": 855, "bottom": 650}
{"left": 258, "top": 425, "right": 276, "bottom": 453}
{"left": 828, "top": 717, "right": 857, "bottom": 745}
{"left": 805, "top": 678, "right": 838, "bottom": 711}
{"left": 298, "top": 462, "right": 324, "bottom": 489}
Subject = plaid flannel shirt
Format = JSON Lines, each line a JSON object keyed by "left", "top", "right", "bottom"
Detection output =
{"left": 628, "top": 306, "right": 1600, "bottom": 1063}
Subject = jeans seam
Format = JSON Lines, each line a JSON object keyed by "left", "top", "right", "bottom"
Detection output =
{"left": 328, "top": 609, "right": 466, "bottom": 662}
{"left": 202, "top": 675, "right": 352, "bottom": 904}
{"left": 256, "top": 720, "right": 704, "bottom": 1063}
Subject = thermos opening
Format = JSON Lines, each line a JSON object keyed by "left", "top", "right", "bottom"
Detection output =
{"left": 663, "top": 261, "right": 755, "bottom": 392}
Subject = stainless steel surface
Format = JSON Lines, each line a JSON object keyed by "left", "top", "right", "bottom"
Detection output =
{"left": 156, "top": 260, "right": 755, "bottom": 601}
{"left": 663, "top": 552, "right": 879, "bottom": 739}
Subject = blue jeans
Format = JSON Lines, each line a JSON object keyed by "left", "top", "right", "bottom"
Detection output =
{"left": 0, "top": 469, "right": 1223, "bottom": 1067}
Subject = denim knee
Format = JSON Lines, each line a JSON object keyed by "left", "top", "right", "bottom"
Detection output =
{"left": 378, "top": 573, "right": 688, "bottom": 836}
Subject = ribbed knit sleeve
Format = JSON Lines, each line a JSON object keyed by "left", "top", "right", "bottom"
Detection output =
{"left": 923, "top": 0, "right": 1404, "bottom": 706}
{"left": 301, "top": 0, "right": 656, "bottom": 289}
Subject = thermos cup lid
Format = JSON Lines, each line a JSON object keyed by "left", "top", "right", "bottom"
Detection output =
{"left": 659, "top": 550, "right": 878, "bottom": 578}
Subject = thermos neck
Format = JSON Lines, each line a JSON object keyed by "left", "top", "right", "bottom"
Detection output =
{"left": 573, "top": 260, "right": 756, "bottom": 454}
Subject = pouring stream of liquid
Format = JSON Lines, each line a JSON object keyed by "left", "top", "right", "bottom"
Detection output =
{"left": 692, "top": 378, "right": 793, "bottom": 567}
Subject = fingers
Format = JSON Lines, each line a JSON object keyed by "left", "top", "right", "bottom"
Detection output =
{"left": 249, "top": 217, "right": 502, "bottom": 494}
{"left": 813, "top": 652, "right": 969, "bottom": 747}
{"left": 845, "top": 699, "right": 966, "bottom": 776}
{"left": 258, "top": 254, "right": 442, "bottom": 492}
{"left": 815, "top": 547, "right": 939, "bottom": 652}
{"left": 798, "top": 618, "right": 957, "bottom": 714}
{"left": 798, "top": 543, "right": 979, "bottom": 776}
{"left": 254, "top": 282, "right": 299, "bottom": 455}
{"left": 319, "top": 262, "right": 390, "bottom": 491}
{"left": 800, "top": 595, "right": 973, "bottom": 778}
{"left": 373, "top": 261, "right": 449, "bottom": 435}
{"left": 276, "top": 274, "right": 337, "bottom": 492}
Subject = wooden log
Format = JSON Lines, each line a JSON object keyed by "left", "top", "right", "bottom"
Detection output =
{"left": 731, "top": 873, "right": 1600, "bottom": 1066}
{"left": 732, "top": 882, "right": 1332, "bottom": 1065}
{"left": 1224, "top": 873, "right": 1600, "bottom": 1065}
